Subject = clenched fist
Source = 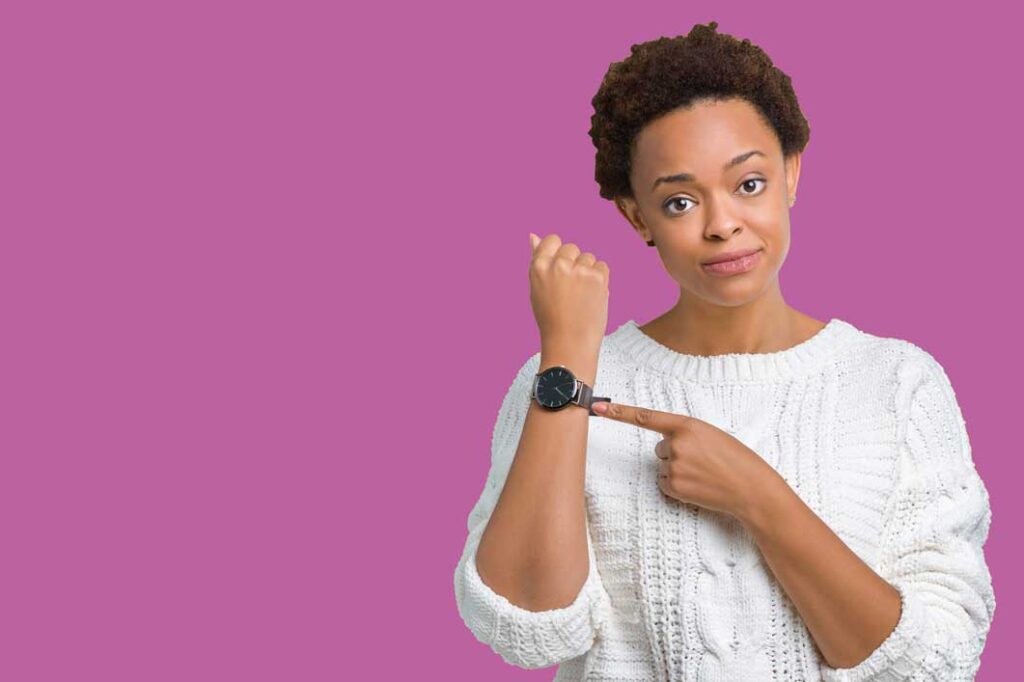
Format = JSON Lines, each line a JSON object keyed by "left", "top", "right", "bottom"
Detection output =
{"left": 528, "top": 232, "right": 610, "bottom": 349}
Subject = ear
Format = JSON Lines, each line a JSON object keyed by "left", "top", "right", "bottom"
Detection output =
{"left": 784, "top": 153, "right": 802, "bottom": 206}
{"left": 615, "top": 196, "right": 653, "bottom": 244}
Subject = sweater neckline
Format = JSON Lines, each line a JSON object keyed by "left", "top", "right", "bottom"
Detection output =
{"left": 607, "top": 317, "right": 858, "bottom": 382}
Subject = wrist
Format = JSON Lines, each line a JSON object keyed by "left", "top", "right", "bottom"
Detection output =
{"left": 736, "top": 470, "right": 794, "bottom": 535}
{"left": 538, "top": 346, "right": 600, "bottom": 387}
{"left": 540, "top": 335, "right": 601, "bottom": 359}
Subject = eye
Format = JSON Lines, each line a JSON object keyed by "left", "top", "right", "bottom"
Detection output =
{"left": 662, "top": 177, "right": 768, "bottom": 217}
{"left": 664, "top": 196, "right": 694, "bottom": 216}
{"left": 738, "top": 177, "right": 767, "bottom": 196}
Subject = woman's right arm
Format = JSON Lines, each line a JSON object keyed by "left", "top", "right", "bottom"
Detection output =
{"left": 452, "top": 345, "right": 613, "bottom": 670}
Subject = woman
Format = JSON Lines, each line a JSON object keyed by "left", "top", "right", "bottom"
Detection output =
{"left": 453, "top": 21, "right": 996, "bottom": 681}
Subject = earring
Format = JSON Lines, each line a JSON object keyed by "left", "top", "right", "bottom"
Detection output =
{"left": 646, "top": 239, "right": 655, "bottom": 247}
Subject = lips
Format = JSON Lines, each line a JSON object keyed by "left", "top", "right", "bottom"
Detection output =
{"left": 702, "top": 247, "right": 762, "bottom": 265}
{"left": 701, "top": 248, "right": 762, "bottom": 276}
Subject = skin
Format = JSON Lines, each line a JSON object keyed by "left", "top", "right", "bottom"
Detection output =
{"left": 604, "top": 97, "right": 903, "bottom": 669}
{"left": 615, "top": 96, "right": 822, "bottom": 355}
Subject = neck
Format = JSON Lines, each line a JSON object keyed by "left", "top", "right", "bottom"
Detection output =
{"left": 641, "top": 290, "right": 822, "bottom": 357}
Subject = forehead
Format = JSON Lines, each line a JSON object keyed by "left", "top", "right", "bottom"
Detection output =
{"left": 632, "top": 98, "right": 776, "bottom": 178}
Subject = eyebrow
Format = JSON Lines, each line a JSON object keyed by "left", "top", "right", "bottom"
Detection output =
{"left": 651, "top": 149, "right": 767, "bottom": 191}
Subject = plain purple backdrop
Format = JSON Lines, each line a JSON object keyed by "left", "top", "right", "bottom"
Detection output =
{"left": 1, "top": 1, "right": 1020, "bottom": 680}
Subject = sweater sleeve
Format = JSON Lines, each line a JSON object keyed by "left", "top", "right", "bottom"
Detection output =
{"left": 820, "top": 348, "right": 997, "bottom": 682}
{"left": 452, "top": 352, "right": 614, "bottom": 670}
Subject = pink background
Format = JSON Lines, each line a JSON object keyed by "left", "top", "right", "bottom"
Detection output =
{"left": 1, "top": 1, "right": 1019, "bottom": 680}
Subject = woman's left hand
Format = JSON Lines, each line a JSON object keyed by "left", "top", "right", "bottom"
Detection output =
{"left": 591, "top": 400, "right": 781, "bottom": 519}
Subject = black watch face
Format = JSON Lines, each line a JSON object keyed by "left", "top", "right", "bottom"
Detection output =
{"left": 536, "top": 367, "right": 577, "bottom": 408}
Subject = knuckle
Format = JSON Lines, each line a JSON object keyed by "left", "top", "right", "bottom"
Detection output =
{"left": 669, "top": 469, "right": 685, "bottom": 489}
{"left": 635, "top": 408, "right": 655, "bottom": 425}
{"left": 554, "top": 257, "right": 573, "bottom": 273}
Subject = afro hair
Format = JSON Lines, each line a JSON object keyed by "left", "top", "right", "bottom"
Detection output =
{"left": 588, "top": 20, "right": 810, "bottom": 201}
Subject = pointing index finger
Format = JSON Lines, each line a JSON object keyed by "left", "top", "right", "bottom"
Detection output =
{"left": 594, "top": 401, "right": 688, "bottom": 435}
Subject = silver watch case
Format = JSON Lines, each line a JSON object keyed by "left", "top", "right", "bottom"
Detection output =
{"left": 531, "top": 365, "right": 609, "bottom": 416}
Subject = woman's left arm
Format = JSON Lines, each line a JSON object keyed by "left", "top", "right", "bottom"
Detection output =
{"left": 738, "top": 349, "right": 997, "bottom": 681}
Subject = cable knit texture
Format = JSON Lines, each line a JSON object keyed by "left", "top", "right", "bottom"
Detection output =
{"left": 453, "top": 318, "right": 996, "bottom": 680}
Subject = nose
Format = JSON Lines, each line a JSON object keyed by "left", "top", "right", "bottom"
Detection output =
{"left": 702, "top": 194, "right": 744, "bottom": 241}
{"left": 704, "top": 223, "right": 743, "bottom": 241}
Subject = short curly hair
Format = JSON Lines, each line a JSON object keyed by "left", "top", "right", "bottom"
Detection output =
{"left": 588, "top": 20, "right": 810, "bottom": 201}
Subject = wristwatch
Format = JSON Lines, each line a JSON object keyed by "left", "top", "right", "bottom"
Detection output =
{"left": 531, "top": 364, "right": 611, "bottom": 416}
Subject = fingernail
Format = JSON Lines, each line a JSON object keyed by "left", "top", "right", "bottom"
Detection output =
{"left": 592, "top": 402, "right": 608, "bottom": 414}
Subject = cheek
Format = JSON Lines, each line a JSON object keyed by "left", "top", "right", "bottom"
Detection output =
{"left": 752, "top": 216, "right": 789, "bottom": 251}
{"left": 758, "top": 227, "right": 791, "bottom": 274}
{"left": 776, "top": 238, "right": 791, "bottom": 266}
{"left": 771, "top": 221, "right": 791, "bottom": 255}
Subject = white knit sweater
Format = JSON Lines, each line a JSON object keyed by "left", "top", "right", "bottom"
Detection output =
{"left": 453, "top": 317, "right": 996, "bottom": 681}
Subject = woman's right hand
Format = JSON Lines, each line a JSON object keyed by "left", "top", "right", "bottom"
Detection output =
{"left": 528, "top": 232, "right": 610, "bottom": 349}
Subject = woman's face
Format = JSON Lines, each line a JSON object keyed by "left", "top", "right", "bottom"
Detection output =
{"left": 615, "top": 97, "right": 801, "bottom": 308}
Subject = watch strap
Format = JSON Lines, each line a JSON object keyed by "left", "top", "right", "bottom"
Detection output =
{"left": 575, "top": 381, "right": 612, "bottom": 416}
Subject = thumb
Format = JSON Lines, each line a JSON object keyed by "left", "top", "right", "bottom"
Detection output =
{"left": 529, "top": 232, "right": 539, "bottom": 251}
